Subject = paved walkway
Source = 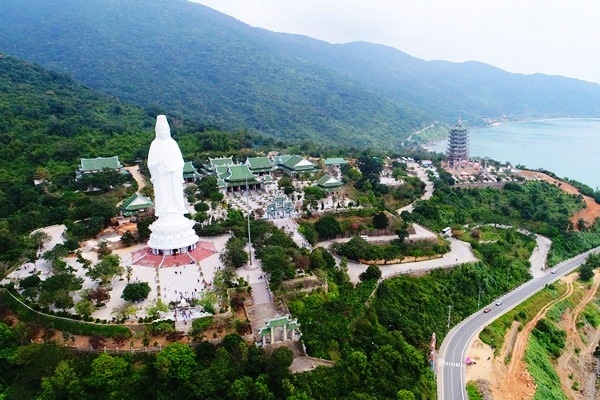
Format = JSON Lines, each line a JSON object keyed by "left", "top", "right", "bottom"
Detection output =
{"left": 249, "top": 281, "right": 272, "bottom": 305}
{"left": 271, "top": 218, "right": 311, "bottom": 249}
{"left": 398, "top": 163, "right": 435, "bottom": 213}
{"left": 124, "top": 165, "right": 146, "bottom": 190}
{"left": 529, "top": 234, "right": 552, "bottom": 278}
{"left": 333, "top": 238, "right": 478, "bottom": 284}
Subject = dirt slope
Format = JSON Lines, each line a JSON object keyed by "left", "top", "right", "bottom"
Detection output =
{"left": 467, "top": 273, "right": 600, "bottom": 400}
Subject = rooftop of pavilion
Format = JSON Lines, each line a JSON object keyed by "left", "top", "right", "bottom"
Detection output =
{"left": 79, "top": 156, "right": 123, "bottom": 173}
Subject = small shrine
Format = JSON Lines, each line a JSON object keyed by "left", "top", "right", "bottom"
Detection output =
{"left": 257, "top": 315, "right": 301, "bottom": 346}
{"left": 265, "top": 196, "right": 295, "bottom": 219}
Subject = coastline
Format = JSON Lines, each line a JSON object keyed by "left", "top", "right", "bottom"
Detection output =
{"left": 421, "top": 118, "right": 600, "bottom": 189}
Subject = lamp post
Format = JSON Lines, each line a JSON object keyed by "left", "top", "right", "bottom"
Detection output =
{"left": 438, "top": 283, "right": 452, "bottom": 329}
{"left": 477, "top": 286, "right": 484, "bottom": 309}
{"left": 245, "top": 174, "right": 252, "bottom": 267}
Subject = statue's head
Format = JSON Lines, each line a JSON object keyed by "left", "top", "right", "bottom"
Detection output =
{"left": 155, "top": 115, "right": 171, "bottom": 139}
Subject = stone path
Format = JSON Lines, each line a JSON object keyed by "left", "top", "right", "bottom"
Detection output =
{"left": 124, "top": 165, "right": 146, "bottom": 190}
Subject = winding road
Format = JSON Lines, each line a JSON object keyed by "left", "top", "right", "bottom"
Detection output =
{"left": 437, "top": 245, "right": 600, "bottom": 400}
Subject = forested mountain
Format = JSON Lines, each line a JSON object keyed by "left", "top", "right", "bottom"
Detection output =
{"left": 0, "top": 53, "right": 152, "bottom": 244}
{"left": 268, "top": 39, "right": 600, "bottom": 122}
{"left": 1, "top": 0, "right": 600, "bottom": 148}
{"left": 0, "top": 54, "right": 152, "bottom": 184}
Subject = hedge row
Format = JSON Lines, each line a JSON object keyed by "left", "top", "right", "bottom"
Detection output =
{"left": 0, "top": 289, "right": 132, "bottom": 338}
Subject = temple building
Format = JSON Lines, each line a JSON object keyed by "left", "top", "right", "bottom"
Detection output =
{"left": 323, "top": 157, "right": 348, "bottom": 178}
{"left": 323, "top": 157, "right": 348, "bottom": 167}
{"left": 183, "top": 161, "right": 200, "bottom": 183}
{"left": 447, "top": 118, "right": 469, "bottom": 168}
{"left": 272, "top": 155, "right": 318, "bottom": 176}
{"left": 203, "top": 156, "right": 235, "bottom": 174}
{"left": 201, "top": 157, "right": 274, "bottom": 192}
{"left": 120, "top": 192, "right": 154, "bottom": 217}
{"left": 245, "top": 156, "right": 273, "bottom": 176}
{"left": 222, "top": 165, "right": 262, "bottom": 191}
{"left": 77, "top": 156, "right": 123, "bottom": 179}
{"left": 314, "top": 174, "right": 343, "bottom": 192}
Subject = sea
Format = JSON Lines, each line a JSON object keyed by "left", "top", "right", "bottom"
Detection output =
{"left": 424, "top": 118, "right": 600, "bottom": 189}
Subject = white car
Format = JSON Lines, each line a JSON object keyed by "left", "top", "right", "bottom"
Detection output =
{"left": 551, "top": 269, "right": 557, "bottom": 274}
{"left": 495, "top": 300, "right": 503, "bottom": 306}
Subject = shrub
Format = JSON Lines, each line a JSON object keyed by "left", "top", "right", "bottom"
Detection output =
{"left": 0, "top": 289, "right": 131, "bottom": 338}
{"left": 359, "top": 265, "right": 382, "bottom": 281}
{"left": 235, "top": 319, "right": 251, "bottom": 335}
{"left": 190, "top": 316, "right": 213, "bottom": 338}
{"left": 532, "top": 318, "right": 566, "bottom": 358}
{"left": 150, "top": 320, "right": 175, "bottom": 336}
{"left": 121, "top": 282, "right": 151, "bottom": 302}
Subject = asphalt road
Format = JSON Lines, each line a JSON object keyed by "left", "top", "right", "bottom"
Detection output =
{"left": 437, "top": 246, "right": 600, "bottom": 400}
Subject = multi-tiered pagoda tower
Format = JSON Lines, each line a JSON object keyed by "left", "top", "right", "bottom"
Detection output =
{"left": 447, "top": 118, "right": 469, "bottom": 168}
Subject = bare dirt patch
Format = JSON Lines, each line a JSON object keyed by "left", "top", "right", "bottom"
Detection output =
{"left": 469, "top": 272, "right": 600, "bottom": 400}
{"left": 554, "top": 271, "right": 600, "bottom": 399}
{"left": 490, "top": 279, "right": 573, "bottom": 400}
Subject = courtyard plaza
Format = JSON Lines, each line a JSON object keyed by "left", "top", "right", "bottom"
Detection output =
{"left": 5, "top": 224, "right": 233, "bottom": 323}
{"left": 93, "top": 234, "right": 230, "bottom": 321}
{"left": 224, "top": 186, "right": 353, "bottom": 218}
{"left": 221, "top": 175, "right": 354, "bottom": 219}
{"left": 6, "top": 218, "right": 482, "bottom": 323}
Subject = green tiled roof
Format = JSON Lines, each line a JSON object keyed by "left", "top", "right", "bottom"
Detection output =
{"left": 258, "top": 315, "right": 300, "bottom": 336}
{"left": 227, "top": 165, "right": 253, "bottom": 181}
{"left": 246, "top": 156, "right": 272, "bottom": 171}
{"left": 183, "top": 161, "right": 197, "bottom": 173}
{"left": 215, "top": 165, "right": 229, "bottom": 178}
{"left": 279, "top": 155, "right": 317, "bottom": 171}
{"left": 208, "top": 157, "right": 234, "bottom": 167}
{"left": 225, "top": 165, "right": 260, "bottom": 185}
{"left": 80, "top": 156, "right": 122, "bottom": 172}
{"left": 183, "top": 161, "right": 200, "bottom": 179}
{"left": 271, "top": 155, "right": 292, "bottom": 165}
{"left": 315, "top": 174, "right": 342, "bottom": 188}
{"left": 324, "top": 157, "right": 348, "bottom": 166}
{"left": 120, "top": 192, "right": 153, "bottom": 215}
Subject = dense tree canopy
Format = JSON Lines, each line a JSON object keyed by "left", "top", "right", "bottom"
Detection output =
{"left": 314, "top": 215, "right": 342, "bottom": 240}
{"left": 121, "top": 282, "right": 151, "bottom": 302}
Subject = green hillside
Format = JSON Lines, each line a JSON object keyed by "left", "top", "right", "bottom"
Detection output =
{"left": 263, "top": 37, "right": 600, "bottom": 122}
{"left": 0, "top": 53, "right": 275, "bottom": 260}
{"left": 0, "top": 0, "right": 431, "bottom": 148}
{"left": 1, "top": 0, "right": 600, "bottom": 148}
{"left": 0, "top": 54, "right": 152, "bottom": 183}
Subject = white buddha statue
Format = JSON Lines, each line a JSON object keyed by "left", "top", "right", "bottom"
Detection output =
{"left": 147, "top": 115, "right": 199, "bottom": 254}
{"left": 148, "top": 115, "right": 187, "bottom": 222}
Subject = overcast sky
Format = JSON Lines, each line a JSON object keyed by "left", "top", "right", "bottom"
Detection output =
{"left": 190, "top": 0, "right": 600, "bottom": 84}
